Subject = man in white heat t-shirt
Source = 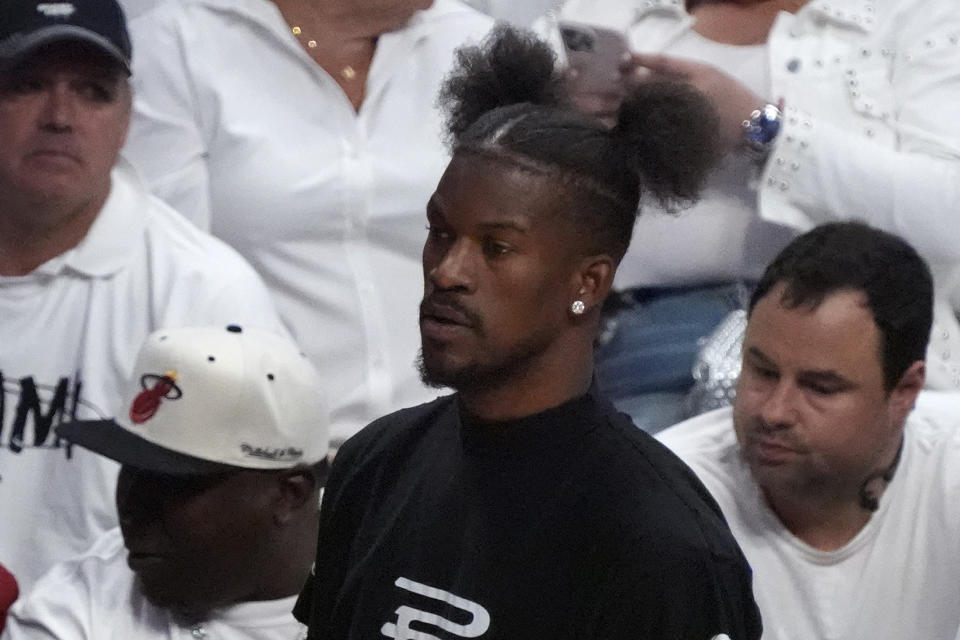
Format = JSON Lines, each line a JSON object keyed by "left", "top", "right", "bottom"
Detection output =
{"left": 3, "top": 326, "right": 328, "bottom": 640}
{"left": 659, "top": 222, "right": 960, "bottom": 640}
{"left": 0, "top": 0, "right": 285, "bottom": 592}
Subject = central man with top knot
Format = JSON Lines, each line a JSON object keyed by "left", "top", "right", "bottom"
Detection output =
{"left": 294, "top": 28, "right": 762, "bottom": 640}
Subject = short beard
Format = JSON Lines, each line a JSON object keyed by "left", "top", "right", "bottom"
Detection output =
{"left": 416, "top": 333, "right": 550, "bottom": 394}
{"left": 417, "top": 350, "right": 488, "bottom": 391}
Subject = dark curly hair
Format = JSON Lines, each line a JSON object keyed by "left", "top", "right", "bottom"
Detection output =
{"left": 437, "top": 26, "right": 722, "bottom": 262}
{"left": 749, "top": 221, "right": 933, "bottom": 391}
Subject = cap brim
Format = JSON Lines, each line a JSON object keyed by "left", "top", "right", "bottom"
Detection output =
{"left": 57, "top": 420, "right": 242, "bottom": 475}
{"left": 0, "top": 26, "right": 130, "bottom": 74}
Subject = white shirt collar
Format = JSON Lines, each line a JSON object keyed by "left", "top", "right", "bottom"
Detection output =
{"left": 176, "top": 0, "right": 464, "bottom": 46}
{"left": 52, "top": 160, "right": 149, "bottom": 279}
{"left": 633, "top": 0, "right": 688, "bottom": 22}
{"left": 795, "top": 0, "right": 879, "bottom": 35}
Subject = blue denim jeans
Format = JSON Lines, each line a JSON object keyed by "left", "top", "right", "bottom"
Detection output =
{"left": 595, "top": 283, "right": 751, "bottom": 433}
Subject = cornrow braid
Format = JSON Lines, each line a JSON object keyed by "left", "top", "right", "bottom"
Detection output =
{"left": 438, "top": 25, "right": 722, "bottom": 261}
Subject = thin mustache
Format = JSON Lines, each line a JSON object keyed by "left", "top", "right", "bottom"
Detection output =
{"left": 748, "top": 423, "right": 804, "bottom": 452}
{"left": 420, "top": 292, "right": 483, "bottom": 331}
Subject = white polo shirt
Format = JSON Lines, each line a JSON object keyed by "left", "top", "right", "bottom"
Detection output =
{"left": 0, "top": 162, "right": 286, "bottom": 592}
{"left": 122, "top": 0, "right": 494, "bottom": 444}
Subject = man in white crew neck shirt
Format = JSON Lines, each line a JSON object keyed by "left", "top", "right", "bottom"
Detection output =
{"left": 3, "top": 326, "right": 328, "bottom": 639}
{"left": 658, "top": 222, "right": 960, "bottom": 640}
{"left": 0, "top": 0, "right": 286, "bottom": 592}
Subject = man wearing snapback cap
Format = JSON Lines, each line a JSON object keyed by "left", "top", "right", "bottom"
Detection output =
{"left": 3, "top": 325, "right": 328, "bottom": 640}
{"left": 0, "top": 0, "right": 285, "bottom": 591}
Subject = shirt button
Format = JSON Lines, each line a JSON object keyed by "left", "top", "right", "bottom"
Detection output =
{"left": 786, "top": 58, "right": 801, "bottom": 72}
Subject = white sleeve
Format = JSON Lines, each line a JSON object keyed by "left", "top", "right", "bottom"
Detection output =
{"left": 1, "top": 565, "right": 92, "bottom": 640}
{"left": 158, "top": 244, "right": 291, "bottom": 339}
{"left": 186, "top": 266, "right": 291, "bottom": 339}
{"left": 759, "top": 8, "right": 960, "bottom": 263}
{"left": 122, "top": 4, "right": 213, "bottom": 231}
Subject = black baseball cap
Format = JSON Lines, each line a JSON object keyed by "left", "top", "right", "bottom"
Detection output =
{"left": 0, "top": 0, "right": 132, "bottom": 73}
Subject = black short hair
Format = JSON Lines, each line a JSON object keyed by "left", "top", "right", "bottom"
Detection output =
{"left": 749, "top": 222, "right": 933, "bottom": 390}
{"left": 438, "top": 26, "right": 722, "bottom": 262}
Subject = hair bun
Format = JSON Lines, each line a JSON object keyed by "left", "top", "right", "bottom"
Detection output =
{"left": 614, "top": 79, "right": 722, "bottom": 209}
{"left": 440, "top": 25, "right": 564, "bottom": 139}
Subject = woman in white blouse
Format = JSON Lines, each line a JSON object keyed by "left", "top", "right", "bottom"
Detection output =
{"left": 122, "top": 0, "right": 493, "bottom": 445}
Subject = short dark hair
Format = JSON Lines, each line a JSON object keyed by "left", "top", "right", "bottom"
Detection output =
{"left": 438, "top": 26, "right": 722, "bottom": 262}
{"left": 749, "top": 222, "right": 933, "bottom": 390}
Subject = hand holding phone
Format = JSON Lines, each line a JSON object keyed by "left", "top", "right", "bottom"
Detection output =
{"left": 559, "top": 21, "right": 629, "bottom": 92}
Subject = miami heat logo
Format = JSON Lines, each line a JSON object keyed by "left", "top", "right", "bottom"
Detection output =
{"left": 129, "top": 371, "right": 182, "bottom": 424}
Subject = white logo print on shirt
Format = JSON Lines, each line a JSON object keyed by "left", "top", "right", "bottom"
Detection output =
{"left": 381, "top": 577, "right": 490, "bottom": 640}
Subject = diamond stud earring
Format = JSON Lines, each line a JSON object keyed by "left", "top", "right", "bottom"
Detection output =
{"left": 571, "top": 300, "right": 586, "bottom": 315}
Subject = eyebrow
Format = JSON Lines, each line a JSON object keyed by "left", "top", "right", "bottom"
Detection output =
{"left": 798, "top": 370, "right": 854, "bottom": 389}
{"left": 745, "top": 347, "right": 854, "bottom": 388}
{"left": 744, "top": 347, "right": 775, "bottom": 367}
{"left": 426, "top": 192, "right": 530, "bottom": 236}
{"left": 476, "top": 221, "right": 528, "bottom": 234}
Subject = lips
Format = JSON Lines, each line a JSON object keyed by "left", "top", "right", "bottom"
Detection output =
{"left": 419, "top": 296, "right": 478, "bottom": 344}
{"left": 126, "top": 549, "right": 170, "bottom": 573}
{"left": 26, "top": 148, "right": 82, "bottom": 165}
{"left": 420, "top": 302, "right": 472, "bottom": 327}
{"left": 747, "top": 434, "right": 803, "bottom": 464}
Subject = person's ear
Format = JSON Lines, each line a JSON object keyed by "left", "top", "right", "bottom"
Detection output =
{"left": 272, "top": 467, "right": 318, "bottom": 526}
{"left": 889, "top": 360, "right": 925, "bottom": 420}
{"left": 569, "top": 253, "right": 615, "bottom": 318}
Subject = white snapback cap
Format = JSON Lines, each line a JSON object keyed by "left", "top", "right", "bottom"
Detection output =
{"left": 58, "top": 325, "right": 329, "bottom": 474}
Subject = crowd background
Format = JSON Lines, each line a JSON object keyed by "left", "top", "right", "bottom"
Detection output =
{"left": 2, "top": 0, "right": 959, "bottom": 637}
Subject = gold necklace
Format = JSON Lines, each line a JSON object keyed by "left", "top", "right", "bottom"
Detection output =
{"left": 290, "top": 25, "right": 358, "bottom": 80}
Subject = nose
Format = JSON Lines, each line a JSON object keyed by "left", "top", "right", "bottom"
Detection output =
{"left": 39, "top": 81, "right": 75, "bottom": 132}
{"left": 426, "top": 237, "right": 475, "bottom": 293}
{"left": 758, "top": 380, "right": 797, "bottom": 430}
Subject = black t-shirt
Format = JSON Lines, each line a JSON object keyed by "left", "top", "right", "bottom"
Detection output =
{"left": 295, "top": 388, "right": 762, "bottom": 640}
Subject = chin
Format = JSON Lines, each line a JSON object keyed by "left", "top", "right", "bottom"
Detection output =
{"left": 137, "top": 578, "right": 210, "bottom": 623}
{"left": 418, "top": 348, "right": 461, "bottom": 389}
{"left": 136, "top": 574, "right": 181, "bottom": 608}
{"left": 417, "top": 348, "right": 487, "bottom": 391}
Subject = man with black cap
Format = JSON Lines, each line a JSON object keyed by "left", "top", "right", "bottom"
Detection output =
{"left": 3, "top": 325, "right": 328, "bottom": 640}
{"left": 0, "top": 0, "right": 285, "bottom": 591}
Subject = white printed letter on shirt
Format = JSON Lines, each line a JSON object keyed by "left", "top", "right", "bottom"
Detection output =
{"left": 381, "top": 577, "right": 490, "bottom": 640}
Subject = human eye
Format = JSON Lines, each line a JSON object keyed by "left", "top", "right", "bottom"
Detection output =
{"left": 480, "top": 236, "right": 512, "bottom": 259}
{"left": 0, "top": 74, "right": 44, "bottom": 96}
{"left": 804, "top": 380, "right": 844, "bottom": 396}
{"left": 76, "top": 79, "right": 116, "bottom": 103}
{"left": 425, "top": 224, "right": 453, "bottom": 242}
{"left": 744, "top": 361, "right": 778, "bottom": 386}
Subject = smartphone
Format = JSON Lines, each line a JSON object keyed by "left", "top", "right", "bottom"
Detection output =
{"left": 558, "top": 21, "right": 630, "bottom": 95}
